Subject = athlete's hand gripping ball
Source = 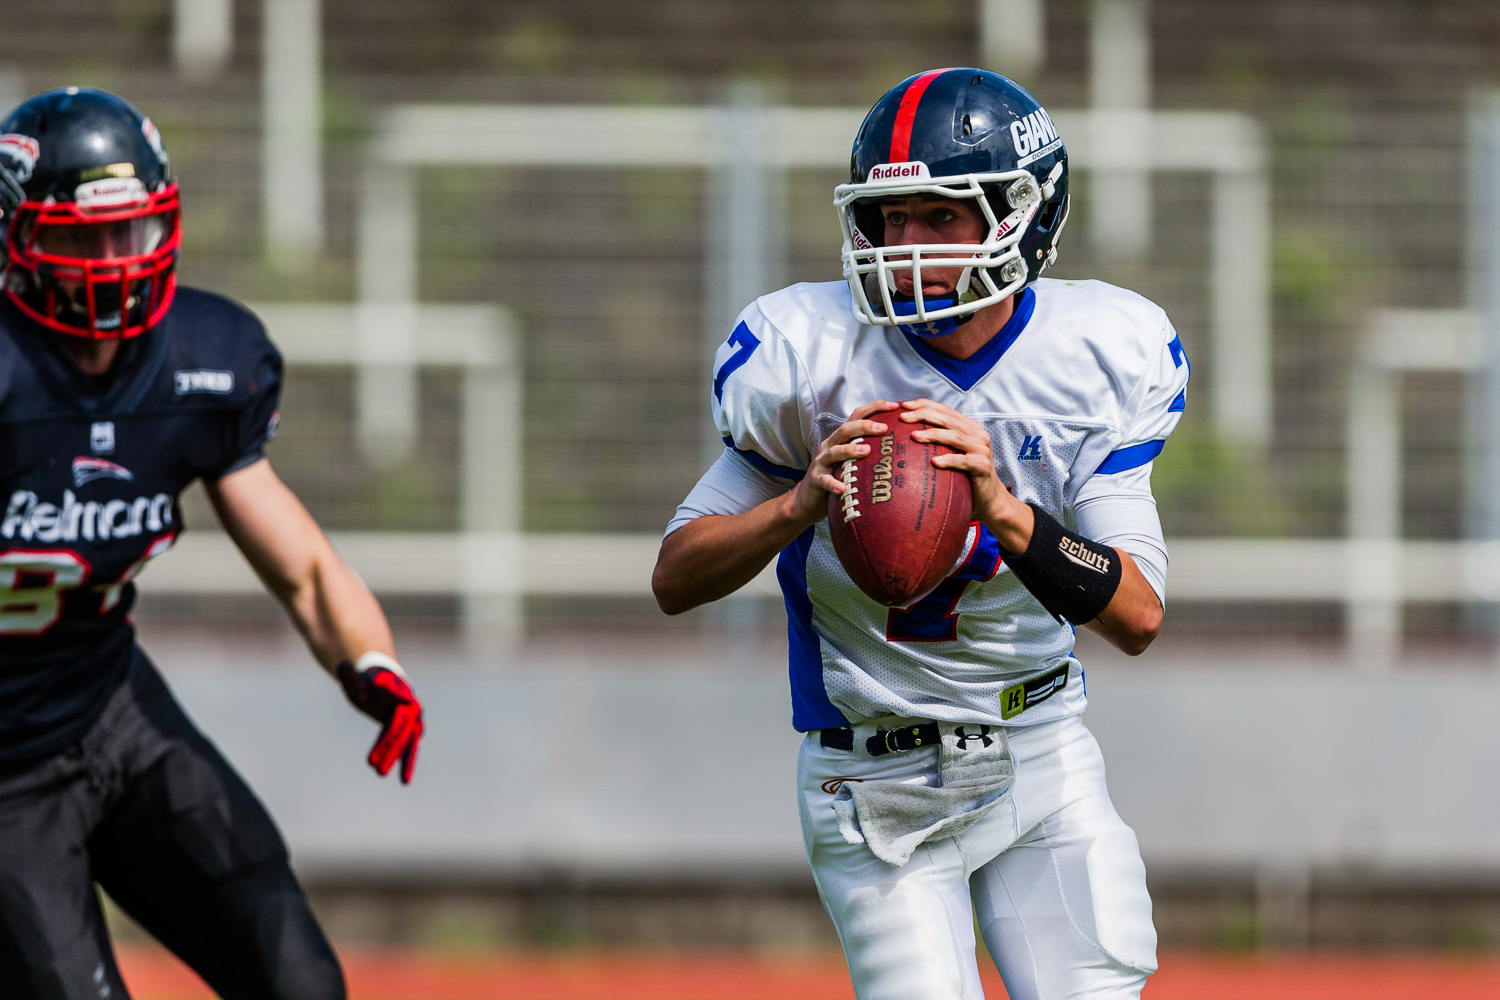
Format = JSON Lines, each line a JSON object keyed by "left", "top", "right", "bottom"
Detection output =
{"left": 337, "top": 652, "right": 424, "bottom": 784}
{"left": 785, "top": 399, "right": 899, "bottom": 523}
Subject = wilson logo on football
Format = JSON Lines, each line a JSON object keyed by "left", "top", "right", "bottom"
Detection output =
{"left": 870, "top": 434, "right": 896, "bottom": 504}
{"left": 0, "top": 134, "right": 39, "bottom": 182}
{"left": 72, "top": 457, "right": 134, "bottom": 488}
{"left": 867, "top": 161, "right": 932, "bottom": 182}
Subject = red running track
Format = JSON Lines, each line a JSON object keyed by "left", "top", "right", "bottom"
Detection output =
{"left": 118, "top": 944, "right": 1500, "bottom": 1000}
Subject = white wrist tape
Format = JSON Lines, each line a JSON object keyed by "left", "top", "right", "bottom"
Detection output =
{"left": 355, "top": 650, "right": 409, "bottom": 681}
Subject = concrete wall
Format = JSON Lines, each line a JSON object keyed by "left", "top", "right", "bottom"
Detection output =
{"left": 156, "top": 653, "right": 1500, "bottom": 882}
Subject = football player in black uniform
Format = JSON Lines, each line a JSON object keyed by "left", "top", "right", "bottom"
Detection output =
{"left": 0, "top": 88, "right": 426, "bottom": 999}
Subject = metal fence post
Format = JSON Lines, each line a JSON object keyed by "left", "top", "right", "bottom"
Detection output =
{"left": 262, "top": 0, "right": 323, "bottom": 264}
{"left": 1345, "top": 354, "right": 1400, "bottom": 667}
{"left": 462, "top": 316, "right": 523, "bottom": 659}
{"left": 1466, "top": 92, "right": 1500, "bottom": 650}
{"left": 356, "top": 160, "right": 419, "bottom": 465}
{"left": 704, "top": 83, "right": 786, "bottom": 641}
{"left": 1090, "top": 0, "right": 1152, "bottom": 259}
{"left": 175, "top": 0, "right": 233, "bottom": 79}
{"left": 1212, "top": 159, "right": 1272, "bottom": 449}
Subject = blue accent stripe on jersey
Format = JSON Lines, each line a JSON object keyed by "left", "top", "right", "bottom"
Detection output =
{"left": 902, "top": 286, "right": 1036, "bottom": 392}
{"left": 778, "top": 527, "right": 847, "bottom": 732}
{"left": 1168, "top": 388, "right": 1186, "bottom": 412}
{"left": 1167, "top": 333, "right": 1187, "bottom": 369}
{"left": 1095, "top": 439, "right": 1166, "bottom": 474}
{"left": 721, "top": 437, "right": 804, "bottom": 481}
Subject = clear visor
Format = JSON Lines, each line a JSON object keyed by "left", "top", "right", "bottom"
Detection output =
{"left": 30, "top": 215, "right": 169, "bottom": 260}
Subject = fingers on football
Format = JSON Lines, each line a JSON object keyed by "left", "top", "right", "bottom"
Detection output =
{"left": 898, "top": 398, "right": 947, "bottom": 417}
{"left": 826, "top": 439, "right": 873, "bottom": 463}
{"left": 811, "top": 438, "right": 875, "bottom": 493}
{"left": 829, "top": 419, "right": 887, "bottom": 446}
{"left": 894, "top": 401, "right": 966, "bottom": 428}
{"left": 810, "top": 472, "right": 845, "bottom": 495}
{"left": 915, "top": 425, "right": 990, "bottom": 456}
{"left": 849, "top": 399, "right": 898, "bottom": 421}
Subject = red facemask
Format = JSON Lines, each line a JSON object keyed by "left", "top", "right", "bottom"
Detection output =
{"left": 3, "top": 181, "right": 180, "bottom": 339}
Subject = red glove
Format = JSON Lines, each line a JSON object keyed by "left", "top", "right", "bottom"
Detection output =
{"left": 337, "top": 653, "right": 424, "bottom": 784}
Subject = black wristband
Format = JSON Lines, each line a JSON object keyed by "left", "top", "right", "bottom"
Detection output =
{"left": 1000, "top": 503, "right": 1122, "bottom": 625}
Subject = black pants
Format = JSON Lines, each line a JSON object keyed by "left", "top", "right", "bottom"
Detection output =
{"left": 0, "top": 651, "right": 345, "bottom": 1000}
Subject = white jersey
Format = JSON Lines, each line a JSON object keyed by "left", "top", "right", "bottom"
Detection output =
{"left": 677, "top": 277, "right": 1189, "bottom": 732}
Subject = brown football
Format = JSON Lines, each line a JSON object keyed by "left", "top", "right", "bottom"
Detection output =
{"left": 827, "top": 408, "right": 974, "bottom": 607}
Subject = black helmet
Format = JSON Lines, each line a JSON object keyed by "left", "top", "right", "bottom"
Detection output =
{"left": 0, "top": 87, "right": 180, "bottom": 338}
{"left": 834, "top": 68, "right": 1070, "bottom": 336}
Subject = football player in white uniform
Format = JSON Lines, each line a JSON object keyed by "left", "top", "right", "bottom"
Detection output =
{"left": 653, "top": 69, "right": 1187, "bottom": 999}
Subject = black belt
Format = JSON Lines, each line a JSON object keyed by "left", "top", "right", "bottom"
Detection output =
{"left": 819, "top": 722, "right": 940, "bottom": 756}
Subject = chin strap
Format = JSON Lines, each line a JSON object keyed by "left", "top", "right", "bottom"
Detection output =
{"left": 890, "top": 296, "right": 973, "bottom": 337}
{"left": 869, "top": 268, "right": 995, "bottom": 338}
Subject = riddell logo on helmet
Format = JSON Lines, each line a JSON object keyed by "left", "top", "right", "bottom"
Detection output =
{"left": 74, "top": 177, "right": 148, "bottom": 211}
{"left": 867, "top": 162, "right": 931, "bottom": 182}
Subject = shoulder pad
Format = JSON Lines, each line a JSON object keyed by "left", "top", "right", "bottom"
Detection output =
{"left": 156, "top": 286, "right": 281, "bottom": 407}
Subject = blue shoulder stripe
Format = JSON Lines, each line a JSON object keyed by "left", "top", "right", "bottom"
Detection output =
{"left": 1095, "top": 439, "right": 1166, "bottom": 475}
{"left": 722, "top": 436, "right": 804, "bottom": 481}
{"left": 1167, "top": 333, "right": 1187, "bottom": 369}
{"left": 1168, "top": 388, "right": 1186, "bottom": 413}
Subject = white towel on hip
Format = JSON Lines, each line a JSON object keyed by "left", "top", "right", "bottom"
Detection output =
{"left": 831, "top": 724, "right": 1016, "bottom": 867}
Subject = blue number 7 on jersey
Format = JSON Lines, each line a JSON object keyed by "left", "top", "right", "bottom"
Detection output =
{"left": 886, "top": 523, "right": 1003, "bottom": 642}
{"left": 713, "top": 323, "right": 761, "bottom": 402}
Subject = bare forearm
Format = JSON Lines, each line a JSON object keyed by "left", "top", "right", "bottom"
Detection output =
{"left": 655, "top": 404, "right": 895, "bottom": 615}
{"left": 1082, "top": 549, "right": 1162, "bottom": 655}
{"left": 653, "top": 495, "right": 816, "bottom": 615}
{"left": 983, "top": 496, "right": 1161, "bottom": 654}
{"left": 207, "top": 461, "right": 395, "bottom": 675}
{"left": 283, "top": 553, "right": 395, "bottom": 674}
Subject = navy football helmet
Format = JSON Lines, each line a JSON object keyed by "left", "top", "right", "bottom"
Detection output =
{"left": 835, "top": 68, "right": 1069, "bottom": 336}
{"left": 0, "top": 87, "right": 180, "bottom": 339}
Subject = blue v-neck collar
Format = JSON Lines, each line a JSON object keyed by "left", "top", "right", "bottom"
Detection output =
{"left": 902, "top": 286, "right": 1036, "bottom": 392}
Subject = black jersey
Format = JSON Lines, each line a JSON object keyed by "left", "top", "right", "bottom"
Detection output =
{"left": 0, "top": 287, "right": 281, "bottom": 765}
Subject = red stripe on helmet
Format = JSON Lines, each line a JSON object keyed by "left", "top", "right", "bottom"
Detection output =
{"left": 889, "top": 69, "right": 950, "bottom": 163}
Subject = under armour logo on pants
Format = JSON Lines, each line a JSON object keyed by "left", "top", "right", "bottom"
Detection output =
{"left": 954, "top": 725, "right": 994, "bottom": 749}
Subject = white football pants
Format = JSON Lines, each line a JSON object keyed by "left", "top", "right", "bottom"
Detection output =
{"left": 798, "top": 715, "right": 1157, "bottom": 1000}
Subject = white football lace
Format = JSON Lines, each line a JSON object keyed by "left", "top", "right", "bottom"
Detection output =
{"left": 839, "top": 438, "right": 863, "bottom": 522}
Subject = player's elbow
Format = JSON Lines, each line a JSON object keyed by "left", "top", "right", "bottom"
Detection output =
{"left": 652, "top": 576, "right": 685, "bottom": 616}
{"left": 651, "top": 557, "right": 695, "bottom": 616}
{"left": 1116, "top": 624, "right": 1159, "bottom": 657}
{"left": 1111, "top": 602, "right": 1162, "bottom": 656}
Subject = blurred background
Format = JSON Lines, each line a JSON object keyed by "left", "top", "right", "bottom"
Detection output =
{"left": 7, "top": 0, "right": 1500, "bottom": 983}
